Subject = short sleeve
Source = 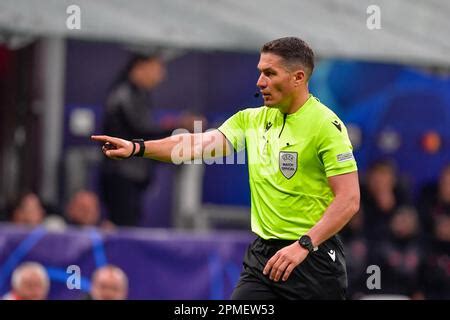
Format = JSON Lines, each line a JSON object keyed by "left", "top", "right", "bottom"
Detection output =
{"left": 316, "top": 116, "right": 358, "bottom": 177}
{"left": 217, "top": 110, "right": 247, "bottom": 152}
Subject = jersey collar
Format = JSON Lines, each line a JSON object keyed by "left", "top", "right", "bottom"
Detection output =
{"left": 278, "top": 94, "right": 315, "bottom": 119}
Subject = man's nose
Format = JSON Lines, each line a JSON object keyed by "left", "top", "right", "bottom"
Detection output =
{"left": 256, "top": 74, "right": 267, "bottom": 89}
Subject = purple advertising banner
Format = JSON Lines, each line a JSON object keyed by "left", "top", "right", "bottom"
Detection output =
{"left": 0, "top": 224, "right": 253, "bottom": 300}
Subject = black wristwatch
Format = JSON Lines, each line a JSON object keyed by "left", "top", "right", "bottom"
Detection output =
{"left": 298, "top": 235, "right": 318, "bottom": 253}
{"left": 132, "top": 139, "right": 145, "bottom": 157}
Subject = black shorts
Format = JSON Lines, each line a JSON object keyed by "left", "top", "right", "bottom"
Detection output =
{"left": 231, "top": 235, "right": 347, "bottom": 300}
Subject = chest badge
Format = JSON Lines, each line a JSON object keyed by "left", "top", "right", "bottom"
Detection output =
{"left": 279, "top": 151, "right": 298, "bottom": 179}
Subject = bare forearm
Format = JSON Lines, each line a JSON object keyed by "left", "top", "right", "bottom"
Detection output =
{"left": 143, "top": 133, "right": 198, "bottom": 163}
{"left": 307, "top": 195, "right": 359, "bottom": 247}
{"left": 142, "top": 130, "right": 229, "bottom": 163}
{"left": 91, "top": 130, "right": 229, "bottom": 163}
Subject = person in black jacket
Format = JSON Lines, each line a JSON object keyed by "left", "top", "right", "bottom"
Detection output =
{"left": 101, "top": 53, "right": 199, "bottom": 226}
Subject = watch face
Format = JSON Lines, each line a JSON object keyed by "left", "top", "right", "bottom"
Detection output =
{"left": 300, "top": 236, "right": 310, "bottom": 245}
{"left": 299, "top": 236, "right": 312, "bottom": 251}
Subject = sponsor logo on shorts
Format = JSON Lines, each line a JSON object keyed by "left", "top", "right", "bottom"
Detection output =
{"left": 327, "top": 250, "right": 336, "bottom": 262}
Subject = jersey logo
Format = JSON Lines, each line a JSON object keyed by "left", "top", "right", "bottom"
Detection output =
{"left": 279, "top": 151, "right": 298, "bottom": 179}
{"left": 265, "top": 121, "right": 272, "bottom": 132}
{"left": 332, "top": 120, "right": 342, "bottom": 132}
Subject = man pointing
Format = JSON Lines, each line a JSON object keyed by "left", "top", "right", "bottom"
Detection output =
{"left": 92, "top": 37, "right": 359, "bottom": 299}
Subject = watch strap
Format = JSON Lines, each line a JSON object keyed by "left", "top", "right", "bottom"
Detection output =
{"left": 298, "top": 235, "right": 318, "bottom": 253}
{"left": 132, "top": 139, "right": 145, "bottom": 157}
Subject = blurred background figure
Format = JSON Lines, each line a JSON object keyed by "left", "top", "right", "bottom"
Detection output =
{"left": 8, "top": 192, "right": 66, "bottom": 230}
{"left": 9, "top": 192, "right": 45, "bottom": 226}
{"left": 340, "top": 209, "right": 369, "bottom": 299}
{"left": 421, "top": 198, "right": 450, "bottom": 299}
{"left": 419, "top": 164, "right": 450, "bottom": 237}
{"left": 361, "top": 160, "right": 411, "bottom": 243}
{"left": 100, "top": 52, "right": 203, "bottom": 227}
{"left": 2, "top": 262, "right": 50, "bottom": 300}
{"left": 87, "top": 264, "right": 128, "bottom": 300}
{"left": 65, "top": 189, "right": 114, "bottom": 230}
{"left": 370, "top": 206, "right": 425, "bottom": 299}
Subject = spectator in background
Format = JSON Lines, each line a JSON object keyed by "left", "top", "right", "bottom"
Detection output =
{"left": 8, "top": 192, "right": 66, "bottom": 230}
{"left": 361, "top": 160, "right": 410, "bottom": 242}
{"left": 340, "top": 209, "right": 369, "bottom": 299}
{"left": 3, "top": 262, "right": 50, "bottom": 300}
{"left": 9, "top": 192, "right": 45, "bottom": 226}
{"left": 421, "top": 215, "right": 450, "bottom": 299}
{"left": 100, "top": 52, "right": 203, "bottom": 226}
{"left": 65, "top": 190, "right": 114, "bottom": 230}
{"left": 371, "top": 206, "right": 424, "bottom": 299}
{"left": 86, "top": 264, "right": 128, "bottom": 300}
{"left": 418, "top": 164, "right": 450, "bottom": 237}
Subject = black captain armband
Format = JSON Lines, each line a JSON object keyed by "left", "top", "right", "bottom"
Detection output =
{"left": 132, "top": 139, "right": 146, "bottom": 157}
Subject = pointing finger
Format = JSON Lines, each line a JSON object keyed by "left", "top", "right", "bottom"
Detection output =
{"left": 91, "top": 135, "right": 110, "bottom": 142}
{"left": 91, "top": 135, "right": 123, "bottom": 146}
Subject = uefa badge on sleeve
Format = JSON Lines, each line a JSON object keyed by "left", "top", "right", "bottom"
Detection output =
{"left": 279, "top": 151, "right": 298, "bottom": 179}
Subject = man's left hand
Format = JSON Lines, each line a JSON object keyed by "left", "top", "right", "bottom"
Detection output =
{"left": 263, "top": 242, "right": 309, "bottom": 282}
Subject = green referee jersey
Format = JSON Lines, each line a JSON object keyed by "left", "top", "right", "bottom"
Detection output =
{"left": 218, "top": 94, "right": 358, "bottom": 240}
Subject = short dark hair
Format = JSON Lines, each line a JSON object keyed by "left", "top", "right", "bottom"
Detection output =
{"left": 367, "top": 159, "right": 396, "bottom": 174}
{"left": 261, "top": 37, "right": 315, "bottom": 79}
{"left": 111, "top": 53, "right": 161, "bottom": 87}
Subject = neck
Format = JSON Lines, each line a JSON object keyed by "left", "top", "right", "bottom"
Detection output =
{"left": 279, "top": 89, "right": 310, "bottom": 114}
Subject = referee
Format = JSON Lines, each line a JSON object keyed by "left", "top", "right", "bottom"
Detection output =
{"left": 92, "top": 37, "right": 360, "bottom": 300}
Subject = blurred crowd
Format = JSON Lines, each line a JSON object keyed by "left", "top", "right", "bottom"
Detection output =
{"left": 0, "top": 189, "right": 114, "bottom": 232}
{"left": 2, "top": 261, "right": 128, "bottom": 300}
{"left": 0, "top": 159, "right": 449, "bottom": 300}
{"left": 0, "top": 53, "right": 204, "bottom": 301}
{"left": 342, "top": 160, "right": 450, "bottom": 299}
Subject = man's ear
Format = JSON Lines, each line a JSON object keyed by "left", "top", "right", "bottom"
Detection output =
{"left": 293, "top": 69, "right": 306, "bottom": 85}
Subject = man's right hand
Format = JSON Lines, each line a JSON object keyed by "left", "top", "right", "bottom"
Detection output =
{"left": 91, "top": 135, "right": 135, "bottom": 160}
